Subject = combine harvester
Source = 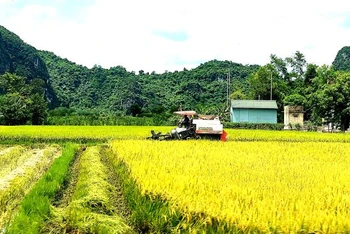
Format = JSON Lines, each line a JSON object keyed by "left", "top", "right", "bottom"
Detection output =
{"left": 148, "top": 111, "right": 227, "bottom": 141}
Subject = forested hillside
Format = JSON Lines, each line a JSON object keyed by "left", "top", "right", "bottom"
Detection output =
{"left": 332, "top": 46, "right": 350, "bottom": 71}
{"left": 0, "top": 26, "right": 57, "bottom": 106}
{"left": 39, "top": 50, "right": 259, "bottom": 115}
{"left": 1, "top": 25, "right": 350, "bottom": 130}
{"left": 0, "top": 25, "right": 259, "bottom": 124}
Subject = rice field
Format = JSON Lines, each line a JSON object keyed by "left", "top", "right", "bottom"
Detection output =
{"left": 111, "top": 139, "right": 350, "bottom": 233}
{"left": 0, "top": 126, "right": 350, "bottom": 233}
{"left": 1, "top": 125, "right": 350, "bottom": 142}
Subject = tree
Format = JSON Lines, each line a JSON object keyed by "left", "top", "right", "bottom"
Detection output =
{"left": 270, "top": 54, "right": 289, "bottom": 82}
{"left": 30, "top": 93, "right": 48, "bottom": 125}
{"left": 230, "top": 90, "right": 247, "bottom": 100}
{"left": 0, "top": 92, "right": 31, "bottom": 125}
{"left": 247, "top": 64, "right": 289, "bottom": 101}
{"left": 286, "top": 51, "right": 307, "bottom": 80}
{"left": 0, "top": 73, "right": 48, "bottom": 125}
{"left": 29, "top": 78, "right": 45, "bottom": 95}
{"left": 283, "top": 94, "right": 306, "bottom": 106}
{"left": 248, "top": 65, "right": 273, "bottom": 100}
{"left": 0, "top": 72, "right": 26, "bottom": 94}
{"left": 310, "top": 66, "right": 350, "bottom": 130}
{"left": 304, "top": 64, "right": 318, "bottom": 86}
{"left": 128, "top": 103, "right": 142, "bottom": 117}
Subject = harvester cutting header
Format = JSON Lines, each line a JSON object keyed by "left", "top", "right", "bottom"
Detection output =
{"left": 148, "top": 111, "right": 227, "bottom": 141}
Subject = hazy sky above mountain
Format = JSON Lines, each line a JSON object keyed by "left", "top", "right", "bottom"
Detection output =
{"left": 1, "top": 0, "right": 350, "bottom": 72}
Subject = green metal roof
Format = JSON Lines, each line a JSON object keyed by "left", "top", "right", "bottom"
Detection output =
{"left": 231, "top": 100, "right": 278, "bottom": 109}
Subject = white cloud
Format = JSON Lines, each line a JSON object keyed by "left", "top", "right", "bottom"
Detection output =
{"left": 1, "top": 0, "right": 350, "bottom": 72}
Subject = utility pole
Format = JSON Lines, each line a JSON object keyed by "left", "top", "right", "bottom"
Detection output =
{"left": 227, "top": 71, "right": 231, "bottom": 107}
{"left": 270, "top": 70, "right": 273, "bottom": 100}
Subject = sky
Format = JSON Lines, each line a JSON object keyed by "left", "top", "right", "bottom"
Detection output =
{"left": 1, "top": 0, "right": 350, "bottom": 73}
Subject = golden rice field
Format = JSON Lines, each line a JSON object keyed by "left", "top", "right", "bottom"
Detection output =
{"left": 1, "top": 125, "right": 350, "bottom": 142}
{"left": 111, "top": 139, "right": 350, "bottom": 233}
{"left": 0, "top": 126, "right": 350, "bottom": 233}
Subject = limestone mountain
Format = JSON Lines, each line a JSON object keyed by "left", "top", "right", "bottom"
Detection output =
{"left": 0, "top": 25, "right": 57, "bottom": 106}
{"left": 332, "top": 46, "right": 350, "bottom": 71}
{"left": 1, "top": 25, "right": 259, "bottom": 114}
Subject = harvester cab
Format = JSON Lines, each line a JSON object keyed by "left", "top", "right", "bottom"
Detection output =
{"left": 148, "top": 111, "right": 227, "bottom": 141}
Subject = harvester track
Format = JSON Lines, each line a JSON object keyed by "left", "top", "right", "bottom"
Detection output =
{"left": 45, "top": 145, "right": 134, "bottom": 233}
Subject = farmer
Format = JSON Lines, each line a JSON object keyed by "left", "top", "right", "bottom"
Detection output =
{"left": 181, "top": 115, "right": 190, "bottom": 129}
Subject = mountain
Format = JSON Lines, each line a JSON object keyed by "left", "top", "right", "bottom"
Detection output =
{"left": 0, "top": 25, "right": 57, "bottom": 106}
{"left": 39, "top": 50, "right": 259, "bottom": 114}
{"left": 1, "top": 25, "right": 259, "bottom": 115}
{"left": 332, "top": 46, "right": 350, "bottom": 71}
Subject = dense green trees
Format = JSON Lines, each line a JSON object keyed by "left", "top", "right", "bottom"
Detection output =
{"left": 239, "top": 51, "right": 350, "bottom": 130}
{"left": 0, "top": 73, "right": 48, "bottom": 125}
{"left": 332, "top": 46, "right": 350, "bottom": 71}
{"left": 1, "top": 25, "right": 350, "bottom": 129}
{"left": 309, "top": 66, "right": 350, "bottom": 129}
{"left": 7, "top": 46, "right": 350, "bottom": 129}
{"left": 39, "top": 50, "right": 258, "bottom": 118}
{"left": 0, "top": 25, "right": 57, "bottom": 107}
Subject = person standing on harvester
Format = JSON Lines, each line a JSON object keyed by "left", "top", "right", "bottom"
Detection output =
{"left": 181, "top": 115, "right": 190, "bottom": 129}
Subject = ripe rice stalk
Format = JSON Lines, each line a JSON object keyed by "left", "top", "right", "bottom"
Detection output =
{"left": 0, "top": 146, "right": 26, "bottom": 178}
{"left": 111, "top": 139, "right": 350, "bottom": 233}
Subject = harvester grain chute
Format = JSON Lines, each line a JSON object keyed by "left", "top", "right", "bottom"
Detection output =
{"left": 148, "top": 111, "right": 227, "bottom": 141}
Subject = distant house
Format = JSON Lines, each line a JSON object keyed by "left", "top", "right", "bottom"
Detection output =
{"left": 230, "top": 100, "right": 278, "bottom": 123}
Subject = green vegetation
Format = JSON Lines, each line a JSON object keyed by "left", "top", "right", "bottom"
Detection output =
{"left": 245, "top": 53, "right": 350, "bottom": 129}
{"left": 46, "top": 110, "right": 172, "bottom": 126}
{"left": 39, "top": 49, "right": 257, "bottom": 118}
{"left": 38, "top": 49, "right": 350, "bottom": 130}
{"left": 332, "top": 46, "right": 350, "bottom": 71}
{"left": 1, "top": 25, "right": 350, "bottom": 130}
{"left": 5, "top": 144, "right": 78, "bottom": 234}
{"left": 0, "top": 26, "right": 57, "bottom": 107}
{"left": 224, "top": 122, "right": 284, "bottom": 130}
{"left": 0, "top": 73, "right": 48, "bottom": 125}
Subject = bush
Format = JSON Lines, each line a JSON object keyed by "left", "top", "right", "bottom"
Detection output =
{"left": 223, "top": 122, "right": 284, "bottom": 130}
{"left": 46, "top": 115, "right": 170, "bottom": 126}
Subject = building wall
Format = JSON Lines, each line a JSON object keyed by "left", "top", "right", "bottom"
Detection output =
{"left": 231, "top": 109, "right": 277, "bottom": 123}
{"left": 283, "top": 106, "right": 304, "bottom": 129}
